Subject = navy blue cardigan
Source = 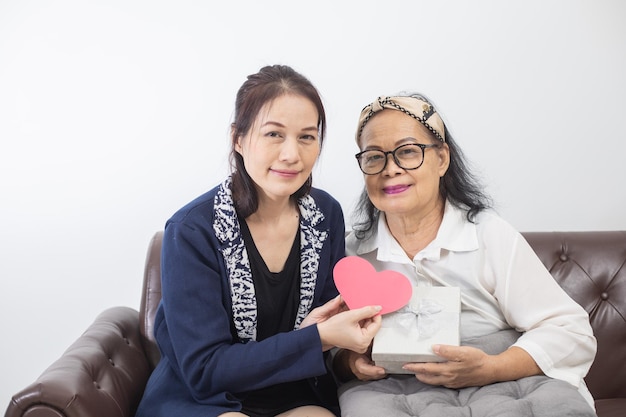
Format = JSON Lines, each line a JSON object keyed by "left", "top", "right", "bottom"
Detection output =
{"left": 136, "top": 179, "right": 345, "bottom": 416}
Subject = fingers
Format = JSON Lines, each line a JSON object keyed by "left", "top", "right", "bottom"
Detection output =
{"left": 432, "top": 344, "right": 459, "bottom": 360}
{"left": 402, "top": 361, "right": 439, "bottom": 374}
{"left": 347, "top": 307, "right": 382, "bottom": 353}
{"left": 317, "top": 304, "right": 383, "bottom": 353}
{"left": 348, "top": 305, "right": 383, "bottom": 321}
{"left": 317, "top": 295, "right": 343, "bottom": 314}
{"left": 361, "top": 313, "right": 382, "bottom": 335}
{"left": 433, "top": 344, "right": 478, "bottom": 362}
{"left": 402, "top": 346, "right": 493, "bottom": 389}
{"left": 353, "top": 356, "right": 386, "bottom": 381}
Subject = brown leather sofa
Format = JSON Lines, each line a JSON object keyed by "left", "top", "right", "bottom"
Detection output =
{"left": 5, "top": 231, "right": 626, "bottom": 417}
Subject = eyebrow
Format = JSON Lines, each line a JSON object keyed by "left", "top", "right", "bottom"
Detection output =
{"left": 363, "top": 136, "right": 418, "bottom": 150}
{"left": 261, "top": 121, "right": 318, "bottom": 132}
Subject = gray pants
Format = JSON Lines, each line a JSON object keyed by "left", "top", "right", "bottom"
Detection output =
{"left": 338, "top": 330, "right": 596, "bottom": 417}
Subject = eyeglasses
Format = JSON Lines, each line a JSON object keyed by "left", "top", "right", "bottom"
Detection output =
{"left": 355, "top": 143, "right": 442, "bottom": 175}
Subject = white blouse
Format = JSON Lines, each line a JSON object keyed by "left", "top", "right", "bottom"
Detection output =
{"left": 346, "top": 201, "right": 597, "bottom": 407}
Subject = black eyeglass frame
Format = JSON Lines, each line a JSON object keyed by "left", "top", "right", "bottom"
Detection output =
{"left": 355, "top": 143, "right": 442, "bottom": 175}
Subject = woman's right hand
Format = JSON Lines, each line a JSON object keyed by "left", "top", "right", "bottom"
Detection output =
{"left": 316, "top": 305, "right": 382, "bottom": 353}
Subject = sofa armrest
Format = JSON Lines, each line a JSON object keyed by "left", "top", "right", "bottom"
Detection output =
{"left": 5, "top": 306, "right": 151, "bottom": 417}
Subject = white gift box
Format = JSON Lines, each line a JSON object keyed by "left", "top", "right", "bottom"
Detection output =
{"left": 372, "top": 286, "right": 461, "bottom": 374}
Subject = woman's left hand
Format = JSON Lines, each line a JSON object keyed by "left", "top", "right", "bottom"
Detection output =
{"left": 402, "top": 344, "right": 494, "bottom": 388}
{"left": 402, "top": 344, "right": 542, "bottom": 388}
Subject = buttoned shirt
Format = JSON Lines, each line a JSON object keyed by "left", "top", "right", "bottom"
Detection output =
{"left": 346, "top": 201, "right": 596, "bottom": 406}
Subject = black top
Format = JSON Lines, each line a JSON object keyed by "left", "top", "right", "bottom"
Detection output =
{"left": 239, "top": 218, "right": 301, "bottom": 340}
{"left": 237, "top": 219, "right": 320, "bottom": 416}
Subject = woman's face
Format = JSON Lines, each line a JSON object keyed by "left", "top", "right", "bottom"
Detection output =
{"left": 235, "top": 94, "right": 321, "bottom": 202}
{"left": 358, "top": 109, "right": 450, "bottom": 218}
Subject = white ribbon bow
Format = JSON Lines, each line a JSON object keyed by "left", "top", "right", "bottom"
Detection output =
{"left": 393, "top": 298, "right": 444, "bottom": 340}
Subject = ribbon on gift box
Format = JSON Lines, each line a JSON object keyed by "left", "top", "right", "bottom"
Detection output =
{"left": 383, "top": 298, "right": 445, "bottom": 340}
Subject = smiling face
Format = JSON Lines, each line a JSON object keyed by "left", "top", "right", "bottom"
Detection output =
{"left": 235, "top": 93, "right": 321, "bottom": 203}
{"left": 358, "top": 109, "right": 450, "bottom": 219}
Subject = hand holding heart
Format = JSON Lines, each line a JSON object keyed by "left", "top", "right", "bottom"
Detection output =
{"left": 333, "top": 256, "right": 412, "bottom": 315}
{"left": 316, "top": 303, "right": 383, "bottom": 353}
{"left": 314, "top": 256, "right": 412, "bottom": 353}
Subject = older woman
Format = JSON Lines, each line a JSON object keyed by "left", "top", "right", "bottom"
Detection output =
{"left": 334, "top": 94, "right": 597, "bottom": 416}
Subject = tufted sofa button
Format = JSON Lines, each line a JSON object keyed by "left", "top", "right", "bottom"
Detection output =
{"left": 559, "top": 254, "right": 568, "bottom": 262}
{"left": 601, "top": 292, "right": 609, "bottom": 300}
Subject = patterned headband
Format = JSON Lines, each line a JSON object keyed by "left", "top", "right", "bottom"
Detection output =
{"left": 356, "top": 95, "right": 446, "bottom": 143}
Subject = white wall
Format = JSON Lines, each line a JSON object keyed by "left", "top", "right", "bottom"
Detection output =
{"left": 1, "top": 0, "right": 625, "bottom": 407}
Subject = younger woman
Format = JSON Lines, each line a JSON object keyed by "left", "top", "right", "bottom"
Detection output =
{"left": 136, "top": 65, "right": 381, "bottom": 417}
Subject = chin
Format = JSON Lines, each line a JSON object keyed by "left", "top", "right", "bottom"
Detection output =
{"left": 376, "top": 200, "right": 413, "bottom": 216}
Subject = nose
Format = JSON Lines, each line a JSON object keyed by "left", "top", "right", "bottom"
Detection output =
{"left": 279, "top": 137, "right": 300, "bottom": 163}
{"left": 381, "top": 152, "right": 403, "bottom": 176}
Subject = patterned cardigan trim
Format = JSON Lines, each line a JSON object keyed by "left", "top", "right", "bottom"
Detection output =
{"left": 213, "top": 177, "right": 328, "bottom": 342}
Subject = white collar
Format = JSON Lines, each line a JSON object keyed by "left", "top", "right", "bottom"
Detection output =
{"left": 352, "top": 200, "right": 479, "bottom": 263}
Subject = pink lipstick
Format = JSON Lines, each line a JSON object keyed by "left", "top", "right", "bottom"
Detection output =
{"left": 383, "top": 185, "right": 410, "bottom": 194}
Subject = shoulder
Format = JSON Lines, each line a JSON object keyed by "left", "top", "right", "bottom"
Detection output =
{"left": 304, "top": 187, "right": 345, "bottom": 223}
{"left": 301, "top": 188, "right": 345, "bottom": 238}
{"left": 308, "top": 187, "right": 343, "bottom": 212}
{"left": 474, "top": 209, "right": 518, "bottom": 232}
{"left": 472, "top": 208, "right": 524, "bottom": 247}
{"left": 166, "top": 182, "right": 224, "bottom": 229}
{"left": 345, "top": 230, "right": 360, "bottom": 255}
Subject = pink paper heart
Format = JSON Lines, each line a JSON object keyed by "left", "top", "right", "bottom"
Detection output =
{"left": 333, "top": 256, "right": 412, "bottom": 315}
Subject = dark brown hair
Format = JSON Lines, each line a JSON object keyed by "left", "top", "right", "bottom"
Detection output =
{"left": 230, "top": 65, "right": 326, "bottom": 218}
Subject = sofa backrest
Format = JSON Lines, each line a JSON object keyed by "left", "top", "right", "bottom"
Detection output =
{"left": 522, "top": 231, "right": 626, "bottom": 401}
{"left": 139, "top": 231, "right": 163, "bottom": 370}
{"left": 138, "top": 230, "right": 626, "bottom": 400}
